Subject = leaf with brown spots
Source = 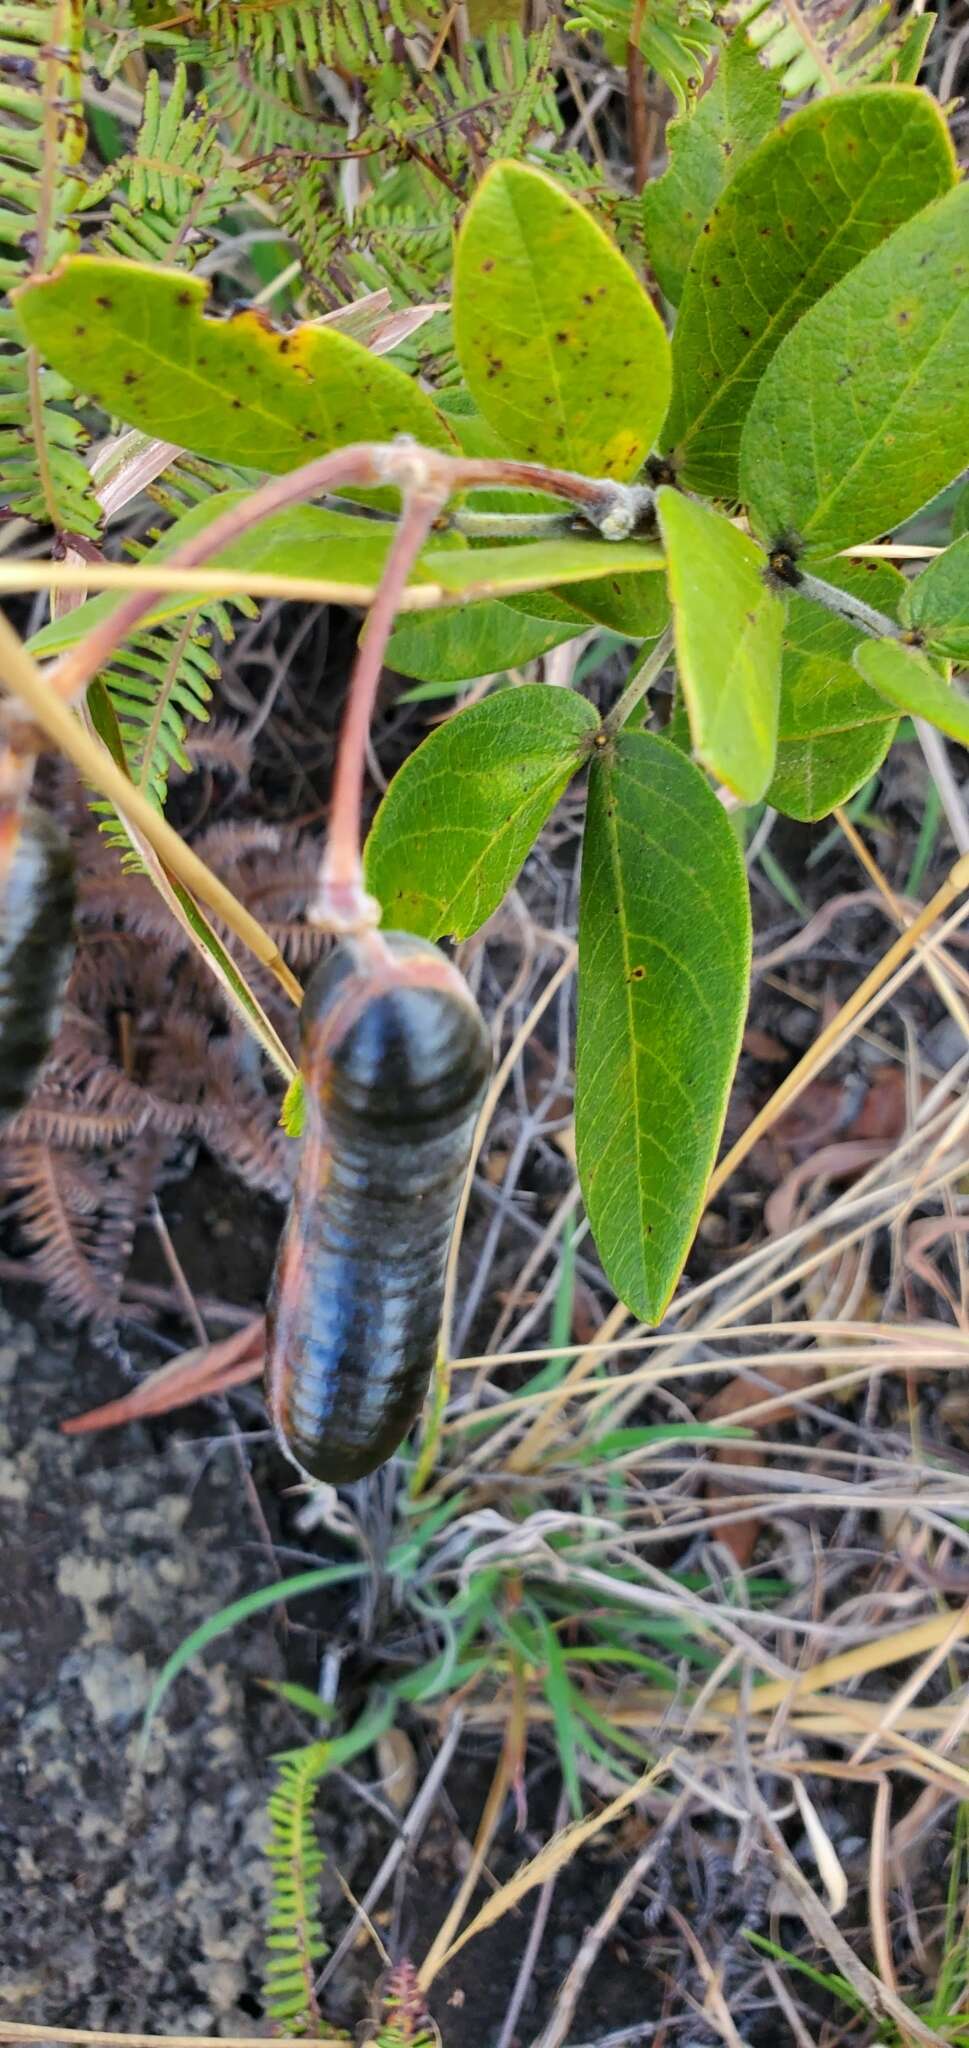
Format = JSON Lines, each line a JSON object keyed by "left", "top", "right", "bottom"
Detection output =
{"left": 14, "top": 256, "right": 453, "bottom": 477}
{"left": 454, "top": 161, "right": 671, "bottom": 479}
{"left": 662, "top": 86, "right": 955, "bottom": 499}
{"left": 741, "top": 180, "right": 969, "bottom": 554}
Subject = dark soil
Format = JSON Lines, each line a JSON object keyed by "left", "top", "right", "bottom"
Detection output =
{"left": 0, "top": 1209, "right": 678, "bottom": 2048}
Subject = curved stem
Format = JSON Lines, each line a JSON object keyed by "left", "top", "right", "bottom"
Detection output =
{"left": 47, "top": 441, "right": 657, "bottom": 709}
{"left": 308, "top": 485, "right": 447, "bottom": 931}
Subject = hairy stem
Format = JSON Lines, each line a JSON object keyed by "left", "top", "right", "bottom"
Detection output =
{"left": 449, "top": 509, "right": 577, "bottom": 540}
{"left": 781, "top": 566, "right": 901, "bottom": 641}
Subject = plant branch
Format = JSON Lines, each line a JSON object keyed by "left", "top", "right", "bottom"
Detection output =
{"left": 0, "top": 611, "right": 303, "bottom": 1006}
{"left": 795, "top": 569, "right": 901, "bottom": 640}
{"left": 46, "top": 441, "right": 659, "bottom": 709}
{"left": 449, "top": 510, "right": 577, "bottom": 540}
{"left": 769, "top": 559, "right": 901, "bottom": 641}
{"left": 626, "top": 0, "right": 650, "bottom": 193}
{"left": 602, "top": 623, "right": 675, "bottom": 737}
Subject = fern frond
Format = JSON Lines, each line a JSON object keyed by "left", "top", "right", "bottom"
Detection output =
{"left": 83, "top": 66, "right": 235, "bottom": 268}
{"left": 486, "top": 20, "right": 560, "bottom": 162}
{"left": 0, "top": 0, "right": 99, "bottom": 533}
{"left": 203, "top": 44, "right": 329, "bottom": 155}
{"left": 2, "top": 1138, "right": 142, "bottom": 1320}
{"left": 730, "top": 0, "right": 925, "bottom": 91}
{"left": 260, "top": 26, "right": 561, "bottom": 307}
{"left": 263, "top": 1744, "right": 330, "bottom": 2035}
{"left": 566, "top": 0, "right": 721, "bottom": 109}
{"left": 88, "top": 458, "right": 257, "bottom": 860}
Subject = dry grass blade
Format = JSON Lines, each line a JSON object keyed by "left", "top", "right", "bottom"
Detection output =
{"left": 419, "top": 1755, "right": 676, "bottom": 1987}
{"left": 527, "top": 1789, "right": 693, "bottom": 2048}
{"left": 0, "top": 2029, "right": 337, "bottom": 2048}
{"left": 0, "top": 613, "right": 302, "bottom": 1002}
{"left": 756, "top": 1803, "right": 949, "bottom": 2048}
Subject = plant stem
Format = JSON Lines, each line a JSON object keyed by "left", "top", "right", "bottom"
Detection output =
{"left": 602, "top": 623, "right": 675, "bottom": 736}
{"left": 0, "top": 611, "right": 303, "bottom": 1006}
{"left": 47, "top": 441, "right": 659, "bottom": 708}
{"left": 308, "top": 485, "right": 447, "bottom": 930}
{"left": 783, "top": 567, "right": 901, "bottom": 641}
{"left": 46, "top": 443, "right": 385, "bottom": 705}
{"left": 449, "top": 509, "right": 577, "bottom": 539}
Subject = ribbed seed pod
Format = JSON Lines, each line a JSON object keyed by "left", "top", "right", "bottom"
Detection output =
{"left": 266, "top": 931, "right": 491, "bottom": 1484}
{"left": 0, "top": 805, "right": 75, "bottom": 1124}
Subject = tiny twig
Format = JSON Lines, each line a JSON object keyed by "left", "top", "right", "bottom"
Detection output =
{"left": 496, "top": 1789, "right": 569, "bottom": 2048}
{"left": 916, "top": 719, "right": 969, "bottom": 856}
{"left": 315, "top": 1712, "right": 466, "bottom": 1995}
{"left": 411, "top": 943, "right": 577, "bottom": 1496}
{"left": 626, "top": 0, "right": 650, "bottom": 193}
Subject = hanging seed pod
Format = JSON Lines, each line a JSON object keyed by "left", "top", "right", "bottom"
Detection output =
{"left": 266, "top": 930, "right": 491, "bottom": 1483}
{"left": 0, "top": 804, "right": 76, "bottom": 1123}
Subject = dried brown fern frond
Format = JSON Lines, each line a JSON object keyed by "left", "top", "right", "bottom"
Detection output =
{"left": 178, "top": 721, "right": 253, "bottom": 784}
{"left": 0, "top": 792, "right": 319, "bottom": 1320}
{"left": 3, "top": 1143, "right": 124, "bottom": 1321}
{"left": 198, "top": 1033, "right": 294, "bottom": 1202}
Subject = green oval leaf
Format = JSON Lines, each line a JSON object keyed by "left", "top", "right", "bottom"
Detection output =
{"left": 642, "top": 31, "right": 782, "bottom": 309}
{"left": 900, "top": 532, "right": 969, "bottom": 659}
{"left": 364, "top": 685, "right": 600, "bottom": 939}
{"left": 13, "top": 256, "right": 453, "bottom": 473}
{"left": 453, "top": 160, "right": 671, "bottom": 479}
{"left": 663, "top": 86, "right": 955, "bottom": 498}
{"left": 952, "top": 483, "right": 969, "bottom": 541}
{"left": 576, "top": 732, "right": 751, "bottom": 1323}
{"left": 386, "top": 598, "right": 583, "bottom": 684}
{"left": 559, "top": 568, "right": 670, "bottom": 641}
{"left": 740, "top": 182, "right": 969, "bottom": 556}
{"left": 767, "top": 562, "right": 903, "bottom": 821}
{"left": 657, "top": 488, "right": 784, "bottom": 803}
{"left": 853, "top": 636, "right": 969, "bottom": 745}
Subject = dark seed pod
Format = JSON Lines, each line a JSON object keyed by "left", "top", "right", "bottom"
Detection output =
{"left": 0, "top": 805, "right": 75, "bottom": 1124}
{"left": 266, "top": 931, "right": 491, "bottom": 1484}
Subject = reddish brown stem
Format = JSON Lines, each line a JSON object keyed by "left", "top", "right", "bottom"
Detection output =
{"left": 627, "top": 0, "right": 650, "bottom": 193}
{"left": 36, "top": 439, "right": 655, "bottom": 943}
{"left": 47, "top": 441, "right": 654, "bottom": 711}
{"left": 309, "top": 486, "right": 448, "bottom": 931}
{"left": 47, "top": 442, "right": 384, "bottom": 705}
